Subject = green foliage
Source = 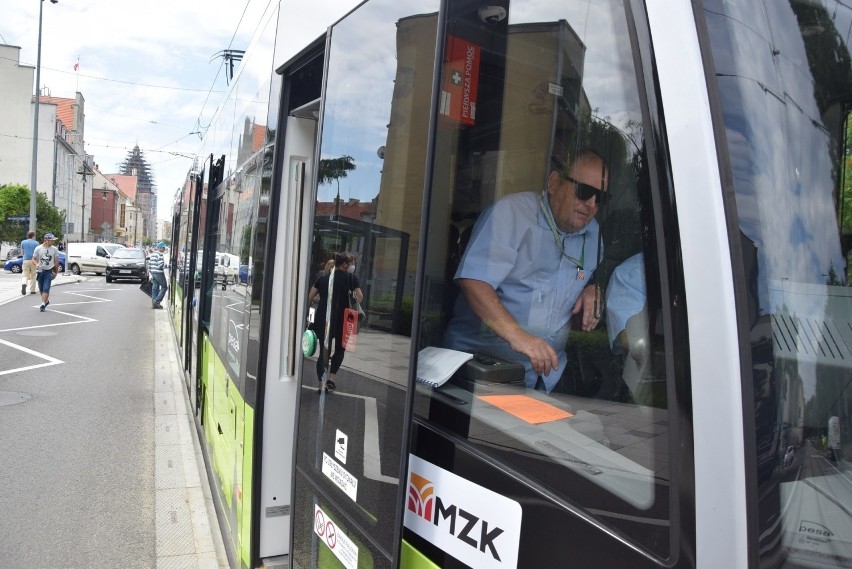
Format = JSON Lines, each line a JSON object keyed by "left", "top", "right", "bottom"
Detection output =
{"left": 0, "top": 184, "right": 64, "bottom": 243}
{"left": 317, "top": 155, "right": 356, "bottom": 188}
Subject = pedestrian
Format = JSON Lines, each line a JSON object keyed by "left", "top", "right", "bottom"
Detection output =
{"left": 306, "top": 252, "right": 364, "bottom": 393}
{"left": 32, "top": 233, "right": 60, "bottom": 312}
{"left": 20, "top": 230, "right": 39, "bottom": 295}
{"left": 148, "top": 241, "right": 168, "bottom": 309}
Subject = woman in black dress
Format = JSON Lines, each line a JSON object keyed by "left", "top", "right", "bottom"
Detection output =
{"left": 307, "top": 252, "right": 364, "bottom": 392}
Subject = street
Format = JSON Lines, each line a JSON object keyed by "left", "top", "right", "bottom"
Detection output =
{"left": 0, "top": 269, "right": 226, "bottom": 569}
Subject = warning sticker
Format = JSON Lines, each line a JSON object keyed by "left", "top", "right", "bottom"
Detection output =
{"left": 322, "top": 452, "right": 358, "bottom": 501}
{"left": 314, "top": 504, "right": 359, "bottom": 569}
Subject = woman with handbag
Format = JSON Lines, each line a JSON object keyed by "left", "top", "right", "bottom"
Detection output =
{"left": 306, "top": 252, "right": 364, "bottom": 393}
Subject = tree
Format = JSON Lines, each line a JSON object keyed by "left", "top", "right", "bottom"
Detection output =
{"left": 318, "top": 155, "right": 356, "bottom": 197}
{"left": 0, "top": 184, "right": 64, "bottom": 243}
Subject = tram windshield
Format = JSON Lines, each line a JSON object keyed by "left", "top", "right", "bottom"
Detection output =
{"left": 413, "top": 0, "right": 674, "bottom": 560}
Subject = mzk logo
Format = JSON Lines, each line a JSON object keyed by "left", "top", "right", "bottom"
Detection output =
{"left": 407, "top": 471, "right": 507, "bottom": 562}
{"left": 408, "top": 473, "right": 435, "bottom": 520}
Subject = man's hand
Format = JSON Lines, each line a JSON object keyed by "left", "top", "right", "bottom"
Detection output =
{"left": 458, "top": 278, "right": 559, "bottom": 377}
{"left": 506, "top": 329, "right": 559, "bottom": 377}
{"left": 572, "top": 283, "right": 602, "bottom": 331}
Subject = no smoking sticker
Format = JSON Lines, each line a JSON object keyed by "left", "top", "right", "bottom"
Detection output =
{"left": 313, "top": 505, "right": 359, "bottom": 569}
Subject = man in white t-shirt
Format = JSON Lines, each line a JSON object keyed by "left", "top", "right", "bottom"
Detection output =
{"left": 32, "top": 233, "right": 60, "bottom": 312}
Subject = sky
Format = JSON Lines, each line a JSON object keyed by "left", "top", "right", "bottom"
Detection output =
{"left": 1, "top": 0, "right": 276, "bottom": 221}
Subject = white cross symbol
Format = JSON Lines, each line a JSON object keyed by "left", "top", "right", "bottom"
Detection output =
{"left": 451, "top": 70, "right": 462, "bottom": 85}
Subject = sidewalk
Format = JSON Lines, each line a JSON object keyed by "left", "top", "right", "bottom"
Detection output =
{"left": 0, "top": 271, "right": 230, "bottom": 568}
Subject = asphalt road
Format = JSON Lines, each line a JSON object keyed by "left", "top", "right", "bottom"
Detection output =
{"left": 0, "top": 269, "right": 223, "bottom": 569}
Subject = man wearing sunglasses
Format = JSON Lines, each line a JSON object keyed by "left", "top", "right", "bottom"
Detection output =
{"left": 444, "top": 150, "right": 607, "bottom": 393}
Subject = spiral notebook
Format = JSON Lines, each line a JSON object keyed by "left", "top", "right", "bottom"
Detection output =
{"left": 416, "top": 347, "right": 474, "bottom": 388}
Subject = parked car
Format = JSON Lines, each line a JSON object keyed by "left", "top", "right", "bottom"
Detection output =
{"left": 4, "top": 253, "right": 66, "bottom": 273}
{"left": 239, "top": 264, "right": 253, "bottom": 284}
{"left": 66, "top": 242, "right": 111, "bottom": 275}
{"left": 5, "top": 247, "right": 22, "bottom": 260}
{"left": 105, "top": 248, "right": 147, "bottom": 283}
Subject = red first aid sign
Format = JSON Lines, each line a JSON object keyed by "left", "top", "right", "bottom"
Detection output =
{"left": 440, "top": 35, "right": 480, "bottom": 126}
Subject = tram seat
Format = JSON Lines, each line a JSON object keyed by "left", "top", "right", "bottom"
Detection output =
{"left": 617, "top": 309, "right": 650, "bottom": 399}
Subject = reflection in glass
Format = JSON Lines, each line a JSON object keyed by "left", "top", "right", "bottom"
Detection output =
{"left": 291, "top": 1, "right": 439, "bottom": 568}
{"left": 704, "top": 0, "right": 852, "bottom": 567}
{"left": 414, "top": 0, "right": 671, "bottom": 559}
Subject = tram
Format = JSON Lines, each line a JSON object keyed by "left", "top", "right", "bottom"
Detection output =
{"left": 167, "top": 0, "right": 852, "bottom": 567}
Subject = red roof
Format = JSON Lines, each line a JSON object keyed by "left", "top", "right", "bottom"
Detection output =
{"left": 38, "top": 95, "right": 76, "bottom": 131}
{"left": 106, "top": 174, "right": 138, "bottom": 201}
{"left": 315, "top": 199, "right": 374, "bottom": 221}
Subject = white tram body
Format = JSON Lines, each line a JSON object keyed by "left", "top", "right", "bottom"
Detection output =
{"left": 169, "top": 1, "right": 852, "bottom": 567}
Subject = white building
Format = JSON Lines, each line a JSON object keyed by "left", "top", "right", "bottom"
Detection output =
{"left": 0, "top": 43, "right": 90, "bottom": 241}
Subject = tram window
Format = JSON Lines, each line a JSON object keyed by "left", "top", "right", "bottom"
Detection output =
{"left": 205, "top": 154, "right": 262, "bottom": 392}
{"left": 414, "top": 0, "right": 672, "bottom": 558}
{"left": 704, "top": 2, "right": 852, "bottom": 567}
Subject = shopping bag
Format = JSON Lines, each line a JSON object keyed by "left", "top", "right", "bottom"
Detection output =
{"left": 341, "top": 308, "right": 359, "bottom": 351}
{"left": 139, "top": 279, "right": 153, "bottom": 298}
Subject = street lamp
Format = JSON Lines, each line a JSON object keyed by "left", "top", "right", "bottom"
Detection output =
{"left": 29, "top": 0, "right": 58, "bottom": 234}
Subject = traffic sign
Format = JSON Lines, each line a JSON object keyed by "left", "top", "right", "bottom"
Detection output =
{"left": 6, "top": 215, "right": 29, "bottom": 222}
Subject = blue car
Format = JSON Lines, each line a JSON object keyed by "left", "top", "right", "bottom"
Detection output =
{"left": 3, "top": 253, "right": 66, "bottom": 273}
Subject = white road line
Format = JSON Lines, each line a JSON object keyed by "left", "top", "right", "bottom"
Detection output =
{"left": 63, "top": 293, "right": 113, "bottom": 302}
{"left": 0, "top": 308, "right": 97, "bottom": 333}
{"left": 301, "top": 386, "right": 398, "bottom": 484}
{"left": 0, "top": 338, "right": 63, "bottom": 375}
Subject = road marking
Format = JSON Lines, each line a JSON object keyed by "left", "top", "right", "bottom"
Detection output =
{"left": 301, "top": 386, "right": 398, "bottom": 484}
{"left": 0, "top": 338, "right": 63, "bottom": 375}
{"left": 0, "top": 309, "right": 96, "bottom": 333}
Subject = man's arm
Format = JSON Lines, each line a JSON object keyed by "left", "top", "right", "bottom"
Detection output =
{"left": 307, "top": 286, "right": 319, "bottom": 305}
{"left": 457, "top": 278, "right": 559, "bottom": 377}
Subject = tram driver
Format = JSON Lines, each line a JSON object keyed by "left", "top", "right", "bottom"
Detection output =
{"left": 443, "top": 150, "right": 607, "bottom": 392}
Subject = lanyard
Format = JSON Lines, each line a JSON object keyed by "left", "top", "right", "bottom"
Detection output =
{"left": 539, "top": 192, "right": 586, "bottom": 272}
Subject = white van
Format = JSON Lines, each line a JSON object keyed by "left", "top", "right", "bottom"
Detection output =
{"left": 66, "top": 243, "right": 112, "bottom": 275}
{"left": 214, "top": 252, "right": 240, "bottom": 284}
{"left": 101, "top": 243, "right": 126, "bottom": 257}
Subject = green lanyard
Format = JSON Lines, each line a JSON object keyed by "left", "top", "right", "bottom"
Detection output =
{"left": 539, "top": 192, "right": 586, "bottom": 277}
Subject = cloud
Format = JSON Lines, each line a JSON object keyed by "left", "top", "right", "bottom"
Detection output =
{"left": 2, "top": 0, "right": 271, "bottom": 220}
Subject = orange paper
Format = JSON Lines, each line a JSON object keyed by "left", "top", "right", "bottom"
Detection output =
{"left": 477, "top": 395, "right": 573, "bottom": 425}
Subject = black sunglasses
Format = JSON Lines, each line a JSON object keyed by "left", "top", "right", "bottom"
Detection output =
{"left": 565, "top": 176, "right": 606, "bottom": 205}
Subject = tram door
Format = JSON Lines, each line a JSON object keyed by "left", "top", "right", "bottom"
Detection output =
{"left": 288, "top": 1, "right": 440, "bottom": 567}
{"left": 257, "top": 106, "right": 318, "bottom": 555}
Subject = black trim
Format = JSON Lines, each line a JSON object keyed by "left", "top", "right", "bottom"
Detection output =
{"left": 690, "top": 2, "right": 758, "bottom": 567}
{"left": 185, "top": 167, "right": 206, "bottom": 377}
{"left": 394, "top": 1, "right": 449, "bottom": 567}
{"left": 627, "top": 0, "right": 697, "bottom": 565}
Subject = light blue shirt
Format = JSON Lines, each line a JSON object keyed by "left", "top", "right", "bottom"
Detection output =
{"left": 20, "top": 238, "right": 39, "bottom": 260}
{"left": 605, "top": 253, "right": 646, "bottom": 352}
{"left": 444, "top": 191, "right": 600, "bottom": 391}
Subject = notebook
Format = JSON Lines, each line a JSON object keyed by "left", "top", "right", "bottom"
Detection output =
{"left": 416, "top": 347, "right": 474, "bottom": 388}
